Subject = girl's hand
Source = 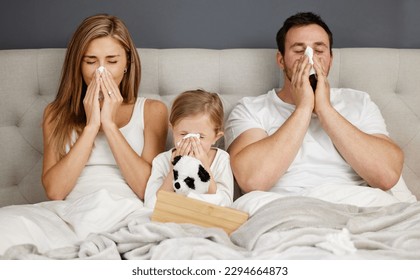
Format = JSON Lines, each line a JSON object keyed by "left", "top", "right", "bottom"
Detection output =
{"left": 189, "top": 137, "right": 210, "bottom": 169}
{"left": 174, "top": 137, "right": 192, "bottom": 157}
{"left": 83, "top": 70, "right": 101, "bottom": 131}
{"left": 190, "top": 137, "right": 216, "bottom": 194}
{"left": 99, "top": 69, "right": 123, "bottom": 129}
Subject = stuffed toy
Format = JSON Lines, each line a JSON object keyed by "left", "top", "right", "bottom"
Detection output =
{"left": 172, "top": 155, "right": 210, "bottom": 195}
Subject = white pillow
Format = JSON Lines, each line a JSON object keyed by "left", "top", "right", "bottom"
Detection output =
{"left": 233, "top": 177, "right": 417, "bottom": 216}
{"left": 302, "top": 184, "right": 400, "bottom": 207}
{"left": 387, "top": 176, "right": 417, "bottom": 203}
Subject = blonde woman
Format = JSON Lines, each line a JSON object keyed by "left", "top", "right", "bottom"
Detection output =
{"left": 43, "top": 14, "right": 167, "bottom": 201}
{"left": 0, "top": 14, "right": 167, "bottom": 255}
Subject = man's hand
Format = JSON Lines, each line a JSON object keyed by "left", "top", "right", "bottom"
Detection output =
{"left": 313, "top": 55, "right": 332, "bottom": 115}
{"left": 290, "top": 55, "right": 315, "bottom": 112}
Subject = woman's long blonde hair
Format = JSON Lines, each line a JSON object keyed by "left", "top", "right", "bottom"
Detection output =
{"left": 46, "top": 14, "right": 141, "bottom": 158}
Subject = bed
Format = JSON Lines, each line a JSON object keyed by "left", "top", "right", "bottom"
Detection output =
{"left": 0, "top": 48, "right": 419, "bottom": 259}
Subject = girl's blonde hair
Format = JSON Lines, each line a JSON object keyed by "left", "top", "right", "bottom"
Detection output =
{"left": 46, "top": 14, "right": 141, "bottom": 158}
{"left": 169, "top": 89, "right": 224, "bottom": 133}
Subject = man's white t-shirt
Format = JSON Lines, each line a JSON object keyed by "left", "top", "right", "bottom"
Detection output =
{"left": 225, "top": 88, "right": 389, "bottom": 196}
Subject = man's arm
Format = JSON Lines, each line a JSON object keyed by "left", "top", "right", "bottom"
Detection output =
{"left": 313, "top": 57, "right": 404, "bottom": 190}
{"left": 229, "top": 56, "right": 316, "bottom": 193}
{"left": 317, "top": 106, "right": 404, "bottom": 190}
{"left": 228, "top": 106, "right": 312, "bottom": 193}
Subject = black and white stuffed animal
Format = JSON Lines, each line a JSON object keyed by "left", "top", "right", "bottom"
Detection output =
{"left": 172, "top": 155, "right": 210, "bottom": 195}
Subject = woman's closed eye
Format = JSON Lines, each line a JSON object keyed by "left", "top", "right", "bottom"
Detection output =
{"left": 84, "top": 60, "right": 97, "bottom": 65}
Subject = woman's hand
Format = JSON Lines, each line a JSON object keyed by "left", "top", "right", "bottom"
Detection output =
{"left": 83, "top": 70, "right": 101, "bottom": 132}
{"left": 99, "top": 69, "right": 123, "bottom": 129}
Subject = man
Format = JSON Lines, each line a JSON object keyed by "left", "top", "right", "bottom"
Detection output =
{"left": 225, "top": 12, "right": 403, "bottom": 196}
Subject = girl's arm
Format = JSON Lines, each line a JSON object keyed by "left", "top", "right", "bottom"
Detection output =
{"left": 144, "top": 152, "right": 173, "bottom": 208}
{"left": 187, "top": 152, "right": 234, "bottom": 206}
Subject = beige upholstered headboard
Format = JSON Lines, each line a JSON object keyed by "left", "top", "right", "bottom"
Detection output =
{"left": 0, "top": 48, "right": 419, "bottom": 207}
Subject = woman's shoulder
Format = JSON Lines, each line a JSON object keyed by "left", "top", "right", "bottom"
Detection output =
{"left": 43, "top": 103, "right": 54, "bottom": 117}
{"left": 143, "top": 98, "right": 169, "bottom": 129}
{"left": 42, "top": 103, "right": 56, "bottom": 127}
{"left": 144, "top": 98, "right": 168, "bottom": 114}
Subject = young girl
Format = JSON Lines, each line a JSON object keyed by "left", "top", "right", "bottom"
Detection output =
{"left": 144, "top": 90, "right": 234, "bottom": 208}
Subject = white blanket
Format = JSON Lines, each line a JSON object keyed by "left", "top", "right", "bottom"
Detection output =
{"left": 3, "top": 187, "right": 420, "bottom": 260}
{"left": 2, "top": 220, "right": 245, "bottom": 260}
{"left": 231, "top": 193, "right": 420, "bottom": 259}
{"left": 0, "top": 189, "right": 151, "bottom": 255}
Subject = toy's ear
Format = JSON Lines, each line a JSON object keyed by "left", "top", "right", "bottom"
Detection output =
{"left": 172, "top": 155, "right": 182, "bottom": 166}
{"left": 198, "top": 165, "right": 210, "bottom": 182}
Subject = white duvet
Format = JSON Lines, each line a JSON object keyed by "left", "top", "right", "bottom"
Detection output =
{"left": 0, "top": 179, "right": 417, "bottom": 259}
{"left": 234, "top": 177, "right": 416, "bottom": 216}
{"left": 0, "top": 189, "right": 151, "bottom": 255}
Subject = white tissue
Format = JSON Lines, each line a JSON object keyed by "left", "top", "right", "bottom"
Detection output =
{"left": 96, "top": 67, "right": 106, "bottom": 101}
{"left": 316, "top": 228, "right": 357, "bottom": 255}
{"left": 97, "top": 66, "right": 105, "bottom": 73}
{"left": 176, "top": 133, "right": 200, "bottom": 146}
{"left": 304, "top": 46, "right": 316, "bottom": 75}
{"left": 183, "top": 133, "right": 200, "bottom": 139}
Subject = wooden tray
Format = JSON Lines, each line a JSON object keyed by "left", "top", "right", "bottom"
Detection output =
{"left": 151, "top": 191, "right": 249, "bottom": 235}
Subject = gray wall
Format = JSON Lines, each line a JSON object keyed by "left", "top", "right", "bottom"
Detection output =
{"left": 1, "top": 0, "right": 420, "bottom": 50}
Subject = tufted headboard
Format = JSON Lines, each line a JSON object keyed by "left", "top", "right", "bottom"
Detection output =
{"left": 0, "top": 48, "right": 419, "bottom": 206}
